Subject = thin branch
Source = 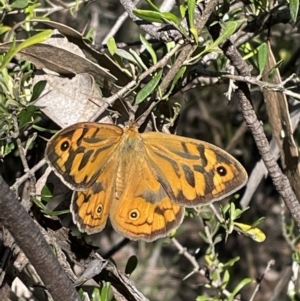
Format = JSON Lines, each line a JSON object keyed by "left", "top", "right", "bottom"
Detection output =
{"left": 102, "top": 0, "right": 141, "bottom": 45}
{"left": 119, "top": 0, "right": 181, "bottom": 41}
{"left": 91, "top": 40, "right": 184, "bottom": 121}
{"left": 159, "top": 0, "right": 218, "bottom": 94}
{"left": 249, "top": 260, "right": 275, "bottom": 301}
{"left": 11, "top": 159, "right": 46, "bottom": 192}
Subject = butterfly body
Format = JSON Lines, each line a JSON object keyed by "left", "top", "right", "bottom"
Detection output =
{"left": 45, "top": 122, "right": 247, "bottom": 241}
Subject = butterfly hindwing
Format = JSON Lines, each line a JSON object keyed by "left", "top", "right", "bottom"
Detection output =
{"left": 110, "top": 152, "right": 185, "bottom": 241}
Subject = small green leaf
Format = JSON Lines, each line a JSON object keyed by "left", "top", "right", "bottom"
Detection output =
{"left": 166, "top": 66, "right": 186, "bottom": 97}
{"left": 140, "top": 35, "right": 157, "bottom": 64}
{"left": 41, "top": 183, "right": 54, "bottom": 202}
{"left": 188, "top": 0, "right": 196, "bottom": 28}
{"left": 161, "top": 12, "right": 180, "bottom": 25}
{"left": 91, "top": 287, "right": 101, "bottom": 301}
{"left": 208, "top": 21, "right": 238, "bottom": 51}
{"left": 187, "top": 21, "right": 241, "bottom": 64}
{"left": 11, "top": 0, "right": 29, "bottom": 9}
{"left": 289, "top": 0, "right": 299, "bottom": 22}
{"left": 18, "top": 105, "right": 36, "bottom": 128}
{"left": 31, "top": 80, "right": 47, "bottom": 102}
{"left": 223, "top": 256, "right": 240, "bottom": 268}
{"left": 179, "top": 4, "right": 187, "bottom": 18}
{"left": 129, "top": 48, "right": 148, "bottom": 70}
{"left": 125, "top": 255, "right": 138, "bottom": 275}
{"left": 0, "top": 25, "right": 11, "bottom": 35}
{"left": 257, "top": 43, "right": 268, "bottom": 75}
{"left": 0, "top": 142, "right": 15, "bottom": 158}
{"left": 228, "top": 278, "right": 252, "bottom": 301}
{"left": 134, "top": 69, "right": 163, "bottom": 104}
{"left": 133, "top": 9, "right": 179, "bottom": 24}
{"left": 134, "top": 9, "right": 167, "bottom": 23}
{"left": 222, "top": 270, "right": 230, "bottom": 288}
{"left": 115, "top": 49, "right": 139, "bottom": 65}
{"left": 0, "top": 30, "right": 52, "bottom": 72}
{"left": 100, "top": 282, "right": 111, "bottom": 301}
{"left": 190, "top": 26, "right": 198, "bottom": 44}
{"left": 251, "top": 217, "right": 265, "bottom": 228}
{"left": 107, "top": 37, "right": 117, "bottom": 56}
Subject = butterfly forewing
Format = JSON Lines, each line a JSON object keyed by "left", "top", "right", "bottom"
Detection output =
{"left": 142, "top": 131, "right": 248, "bottom": 206}
{"left": 45, "top": 122, "right": 123, "bottom": 189}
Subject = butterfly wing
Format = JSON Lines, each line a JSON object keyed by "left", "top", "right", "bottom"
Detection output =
{"left": 110, "top": 151, "right": 185, "bottom": 242}
{"left": 45, "top": 122, "right": 123, "bottom": 189}
{"left": 70, "top": 160, "right": 119, "bottom": 234}
{"left": 141, "top": 131, "right": 248, "bottom": 206}
{"left": 45, "top": 122, "right": 123, "bottom": 233}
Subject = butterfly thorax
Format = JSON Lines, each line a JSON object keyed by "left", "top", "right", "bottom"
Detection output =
{"left": 114, "top": 124, "right": 146, "bottom": 197}
{"left": 121, "top": 124, "right": 143, "bottom": 151}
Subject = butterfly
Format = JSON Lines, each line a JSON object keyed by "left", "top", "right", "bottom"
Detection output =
{"left": 45, "top": 122, "right": 248, "bottom": 242}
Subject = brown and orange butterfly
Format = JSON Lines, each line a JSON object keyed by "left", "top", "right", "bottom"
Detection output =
{"left": 45, "top": 122, "right": 248, "bottom": 242}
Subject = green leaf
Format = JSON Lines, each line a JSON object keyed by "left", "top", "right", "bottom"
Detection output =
{"left": 134, "top": 9, "right": 167, "bottom": 23}
{"left": 11, "top": 0, "right": 29, "bottom": 9}
{"left": 134, "top": 69, "right": 163, "bottom": 104}
{"left": 0, "top": 141, "right": 15, "bottom": 158}
{"left": 188, "top": 0, "right": 196, "bottom": 28}
{"left": 223, "top": 256, "right": 240, "bottom": 268}
{"left": 41, "top": 183, "right": 54, "bottom": 202}
{"left": 179, "top": 4, "right": 187, "bottom": 18}
{"left": 133, "top": 9, "right": 179, "bottom": 24}
{"left": 18, "top": 105, "right": 36, "bottom": 128}
{"left": 251, "top": 217, "right": 265, "bottom": 228}
{"left": 100, "top": 282, "right": 111, "bottom": 301}
{"left": 222, "top": 270, "right": 230, "bottom": 288}
{"left": 0, "top": 25, "right": 11, "bottom": 35}
{"left": 207, "top": 21, "right": 238, "bottom": 51}
{"left": 24, "top": 133, "right": 37, "bottom": 153}
{"left": 289, "top": 0, "right": 299, "bottom": 22}
{"left": 187, "top": 21, "right": 240, "bottom": 64}
{"left": 166, "top": 66, "right": 186, "bottom": 97}
{"left": 91, "top": 287, "right": 100, "bottom": 301}
{"left": 125, "top": 255, "right": 138, "bottom": 275}
{"left": 140, "top": 35, "right": 157, "bottom": 64}
{"left": 189, "top": 26, "right": 198, "bottom": 44}
{"left": 228, "top": 278, "right": 252, "bottom": 301}
{"left": 160, "top": 12, "right": 180, "bottom": 25}
{"left": 115, "top": 49, "right": 139, "bottom": 65}
{"left": 107, "top": 37, "right": 117, "bottom": 56}
{"left": 129, "top": 48, "right": 148, "bottom": 71}
{"left": 0, "top": 30, "right": 53, "bottom": 72}
{"left": 257, "top": 43, "right": 268, "bottom": 75}
{"left": 31, "top": 80, "right": 47, "bottom": 102}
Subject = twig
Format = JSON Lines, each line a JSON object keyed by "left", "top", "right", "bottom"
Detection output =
{"left": 119, "top": 0, "right": 180, "bottom": 41}
{"left": 160, "top": 0, "right": 218, "bottom": 94}
{"left": 11, "top": 159, "right": 46, "bottom": 191}
{"left": 249, "top": 260, "right": 275, "bottom": 301}
{"left": 91, "top": 40, "right": 184, "bottom": 121}
{"left": 171, "top": 237, "right": 239, "bottom": 299}
{"left": 102, "top": 0, "right": 141, "bottom": 45}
